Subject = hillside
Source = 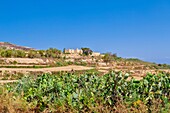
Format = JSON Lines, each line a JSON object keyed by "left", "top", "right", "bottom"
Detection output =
{"left": 0, "top": 42, "right": 34, "bottom": 50}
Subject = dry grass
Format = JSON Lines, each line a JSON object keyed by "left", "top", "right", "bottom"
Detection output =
{"left": 0, "top": 87, "right": 169, "bottom": 113}
{"left": 0, "top": 96, "right": 168, "bottom": 113}
{"left": 0, "top": 90, "right": 29, "bottom": 113}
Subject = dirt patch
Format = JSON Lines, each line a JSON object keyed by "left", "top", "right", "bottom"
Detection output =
{"left": 0, "top": 64, "right": 48, "bottom": 67}
{"left": 0, "top": 65, "right": 94, "bottom": 73}
{"left": 0, "top": 80, "right": 18, "bottom": 84}
{"left": 0, "top": 58, "right": 47, "bottom": 64}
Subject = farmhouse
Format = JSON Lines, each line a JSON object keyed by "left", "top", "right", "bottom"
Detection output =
{"left": 64, "top": 48, "right": 101, "bottom": 56}
{"left": 64, "top": 48, "right": 83, "bottom": 54}
{"left": 92, "top": 52, "right": 100, "bottom": 56}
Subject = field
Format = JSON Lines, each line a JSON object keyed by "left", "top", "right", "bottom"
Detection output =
{"left": 1, "top": 0, "right": 170, "bottom": 111}
{"left": 0, "top": 47, "right": 170, "bottom": 112}
{"left": 0, "top": 71, "right": 170, "bottom": 112}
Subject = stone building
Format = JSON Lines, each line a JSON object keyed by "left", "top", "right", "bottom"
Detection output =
{"left": 64, "top": 48, "right": 83, "bottom": 54}
{"left": 92, "top": 52, "right": 100, "bottom": 56}
{"left": 64, "top": 48, "right": 101, "bottom": 56}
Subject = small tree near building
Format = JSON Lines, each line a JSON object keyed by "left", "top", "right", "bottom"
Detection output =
{"left": 103, "top": 53, "right": 117, "bottom": 65}
{"left": 81, "top": 48, "right": 93, "bottom": 56}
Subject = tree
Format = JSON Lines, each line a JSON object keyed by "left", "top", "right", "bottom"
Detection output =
{"left": 46, "top": 48, "right": 61, "bottom": 58}
{"left": 38, "top": 50, "right": 46, "bottom": 58}
{"left": 81, "top": 48, "right": 93, "bottom": 56}
{"left": 63, "top": 48, "right": 66, "bottom": 54}
{"left": 27, "top": 50, "right": 37, "bottom": 58}
{"left": 15, "top": 50, "right": 26, "bottom": 58}
{"left": 102, "top": 53, "right": 117, "bottom": 65}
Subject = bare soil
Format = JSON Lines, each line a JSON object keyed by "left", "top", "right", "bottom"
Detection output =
{"left": 0, "top": 80, "right": 18, "bottom": 84}
{"left": 0, "top": 65, "right": 93, "bottom": 73}
{"left": 0, "top": 64, "right": 47, "bottom": 67}
{"left": 0, "top": 58, "right": 47, "bottom": 64}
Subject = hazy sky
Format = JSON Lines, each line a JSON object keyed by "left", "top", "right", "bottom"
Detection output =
{"left": 0, "top": 0, "right": 170, "bottom": 64}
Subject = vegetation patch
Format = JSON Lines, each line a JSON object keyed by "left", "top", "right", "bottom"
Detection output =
{"left": 2, "top": 72, "right": 170, "bottom": 112}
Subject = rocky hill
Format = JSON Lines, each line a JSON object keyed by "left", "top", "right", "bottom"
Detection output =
{"left": 0, "top": 42, "right": 34, "bottom": 50}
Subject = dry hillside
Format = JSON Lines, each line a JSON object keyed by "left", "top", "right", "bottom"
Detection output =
{"left": 0, "top": 42, "right": 34, "bottom": 50}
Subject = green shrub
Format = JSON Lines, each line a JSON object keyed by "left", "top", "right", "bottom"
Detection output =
{"left": 6, "top": 72, "right": 170, "bottom": 112}
{"left": 56, "top": 62, "right": 63, "bottom": 66}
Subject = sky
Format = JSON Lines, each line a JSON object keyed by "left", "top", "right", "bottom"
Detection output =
{"left": 0, "top": 0, "right": 170, "bottom": 64}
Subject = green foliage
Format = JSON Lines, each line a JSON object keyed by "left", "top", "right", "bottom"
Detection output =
{"left": 0, "top": 48, "right": 61, "bottom": 58}
{"left": 125, "top": 58, "right": 143, "bottom": 62}
{"left": 27, "top": 50, "right": 37, "bottom": 58}
{"left": 6, "top": 72, "right": 170, "bottom": 112}
{"left": 56, "top": 61, "right": 64, "bottom": 67}
{"left": 157, "top": 64, "right": 170, "bottom": 69}
{"left": 55, "top": 60, "right": 71, "bottom": 67}
{"left": 81, "top": 48, "right": 93, "bottom": 56}
{"left": 102, "top": 53, "right": 117, "bottom": 64}
{"left": 0, "top": 49, "right": 26, "bottom": 58}
{"left": 125, "top": 72, "right": 170, "bottom": 112}
{"left": 45, "top": 48, "right": 61, "bottom": 58}
{"left": 74, "top": 61, "right": 87, "bottom": 66}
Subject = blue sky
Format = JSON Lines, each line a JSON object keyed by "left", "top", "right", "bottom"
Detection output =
{"left": 0, "top": 0, "right": 170, "bottom": 64}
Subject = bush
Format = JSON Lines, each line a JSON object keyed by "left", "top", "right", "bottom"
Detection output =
{"left": 6, "top": 72, "right": 170, "bottom": 112}
{"left": 56, "top": 62, "right": 63, "bottom": 66}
